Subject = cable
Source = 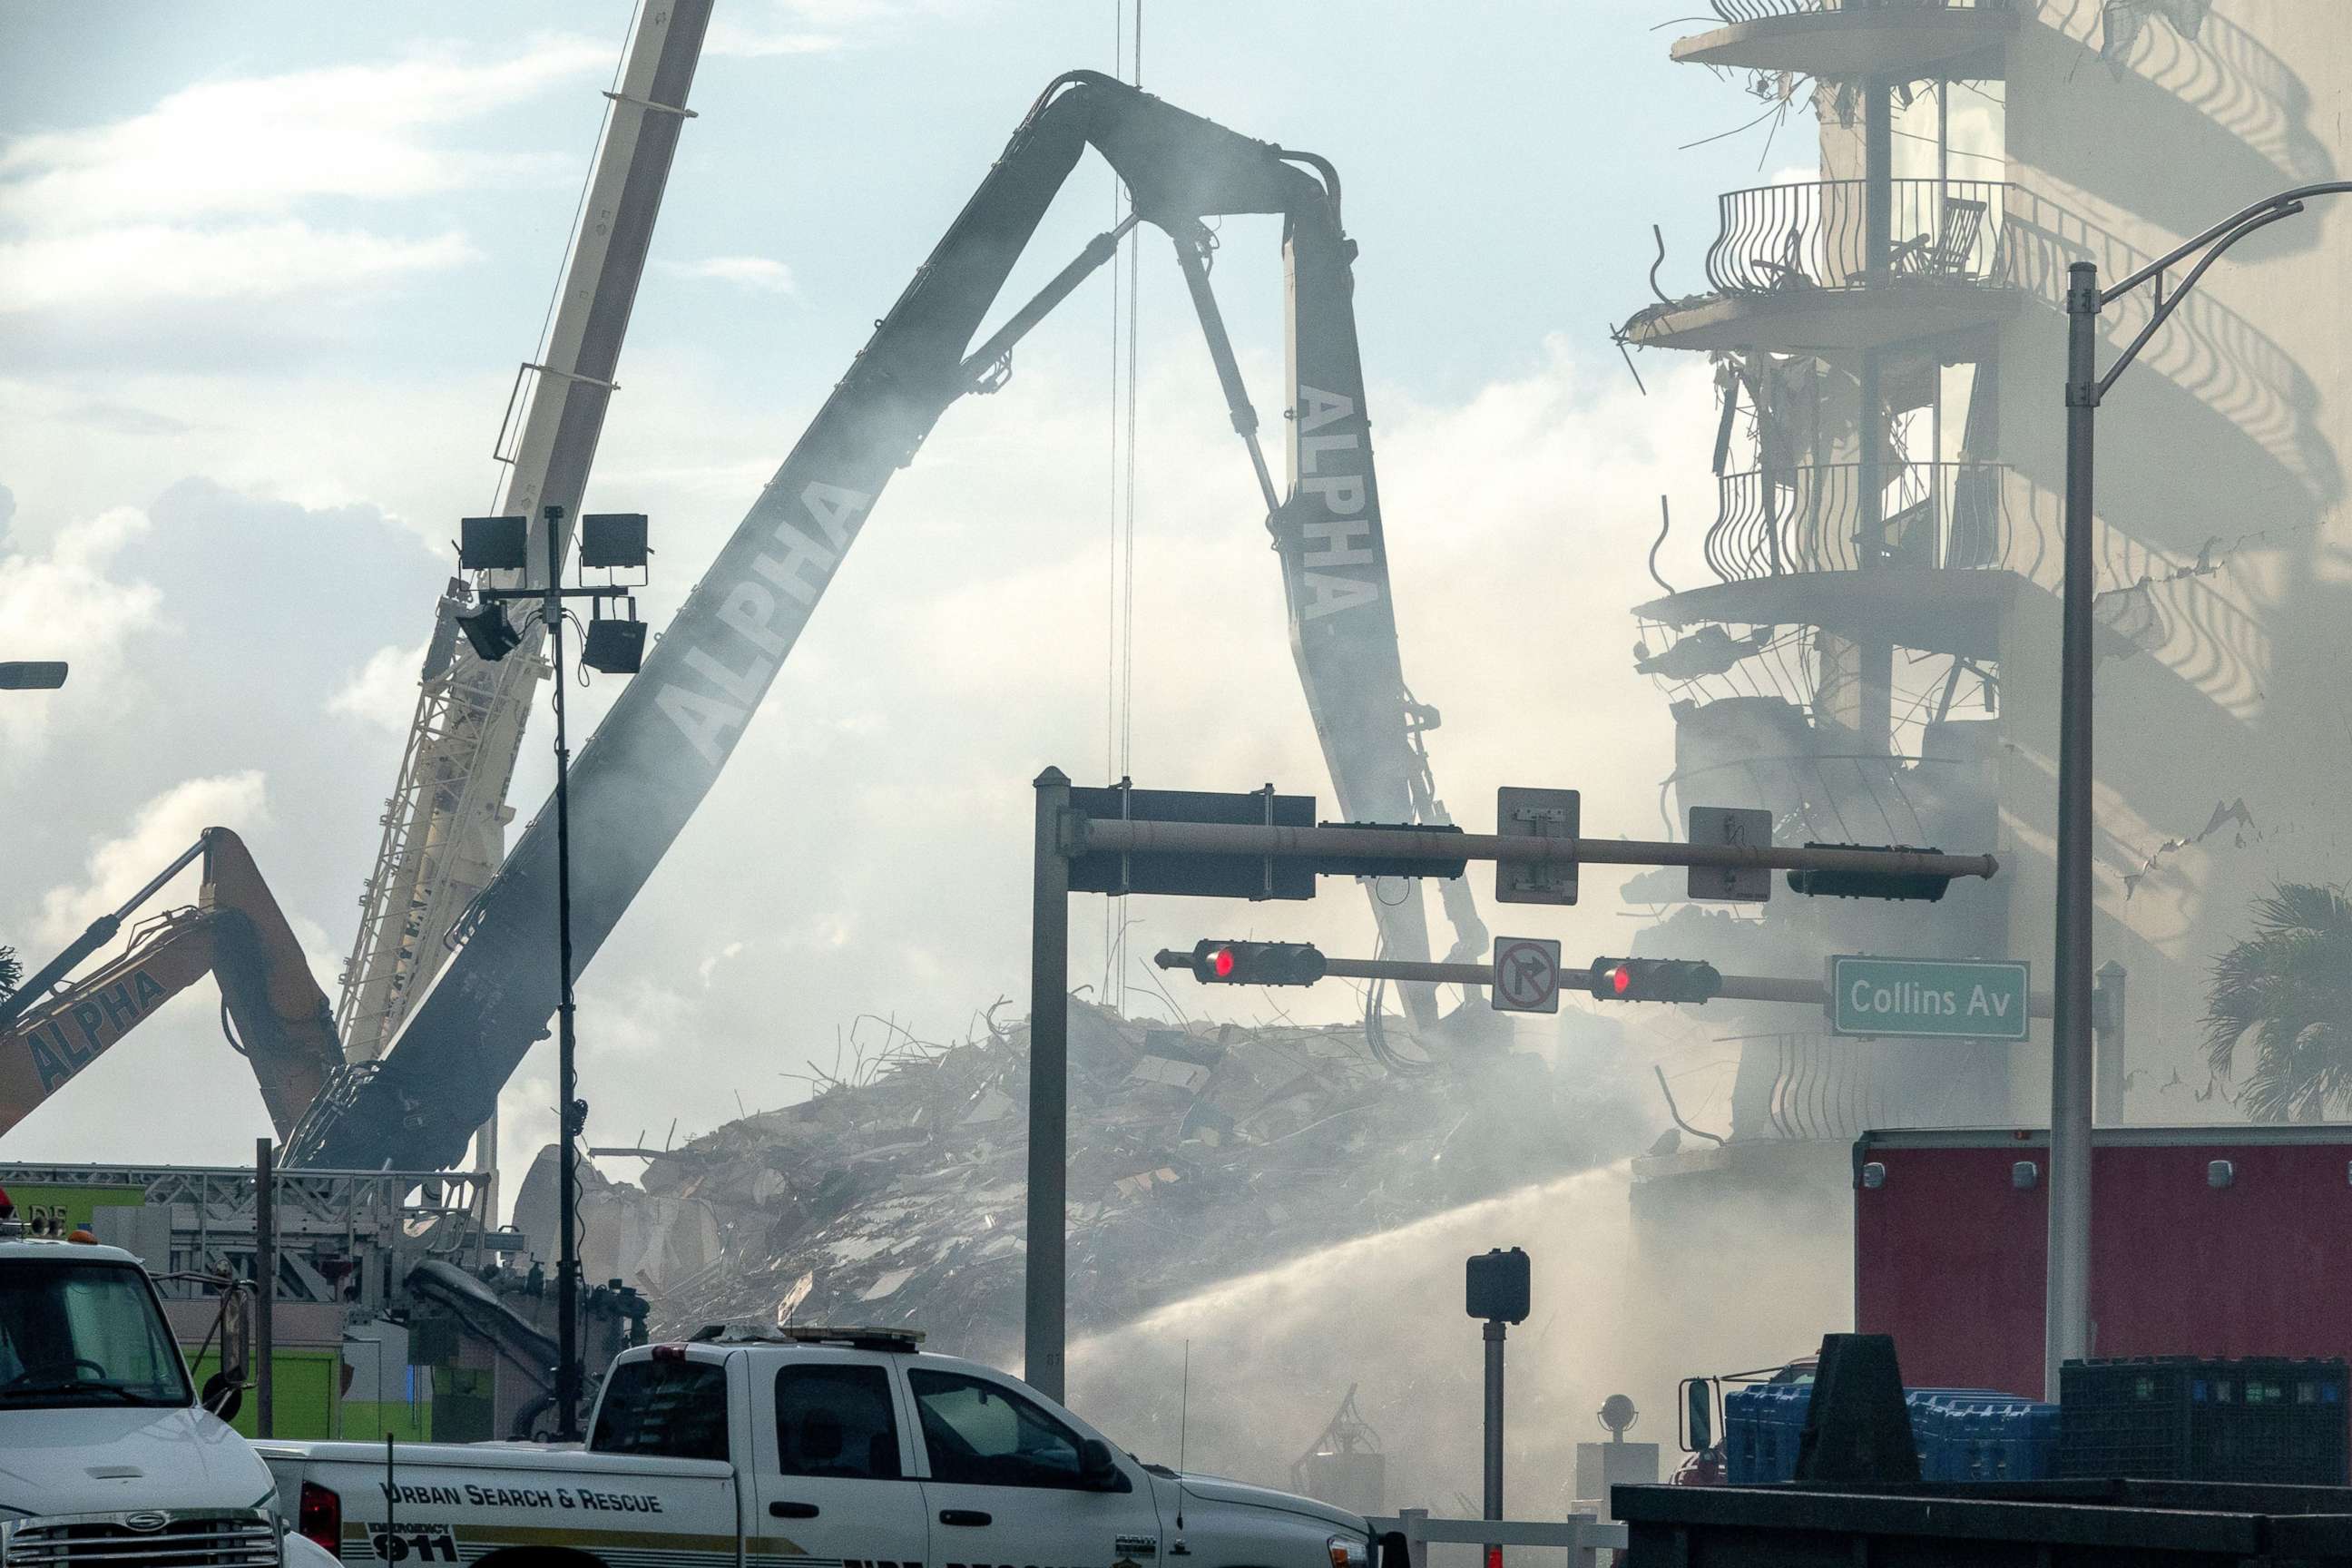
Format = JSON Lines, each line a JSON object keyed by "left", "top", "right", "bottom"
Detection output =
{"left": 1101, "top": 0, "right": 1143, "bottom": 1014}
{"left": 1102, "top": 0, "right": 1122, "bottom": 1006}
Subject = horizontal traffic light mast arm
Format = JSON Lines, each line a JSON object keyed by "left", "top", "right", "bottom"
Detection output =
{"left": 1317, "top": 956, "right": 1828, "bottom": 1005}
{"left": 1071, "top": 817, "right": 1998, "bottom": 883}
{"left": 1308, "top": 954, "right": 2053, "bottom": 1014}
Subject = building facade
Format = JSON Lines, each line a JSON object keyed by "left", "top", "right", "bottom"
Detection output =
{"left": 1616, "top": 0, "right": 2346, "bottom": 1144}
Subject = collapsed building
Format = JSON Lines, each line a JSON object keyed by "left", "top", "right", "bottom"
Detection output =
{"left": 578, "top": 1002, "right": 1644, "bottom": 1354}
{"left": 1609, "top": 0, "right": 2352, "bottom": 1205}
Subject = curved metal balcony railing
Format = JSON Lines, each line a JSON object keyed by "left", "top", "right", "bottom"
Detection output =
{"left": 1710, "top": 0, "right": 2010, "bottom": 18}
{"left": 1704, "top": 178, "right": 2008, "bottom": 295}
{"left": 1703, "top": 461, "right": 2041, "bottom": 582}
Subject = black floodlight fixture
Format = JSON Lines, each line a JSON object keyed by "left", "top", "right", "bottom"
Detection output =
{"left": 0, "top": 662, "right": 68, "bottom": 691}
{"left": 456, "top": 598, "right": 521, "bottom": 662}
{"left": 580, "top": 513, "right": 649, "bottom": 570}
{"left": 581, "top": 612, "right": 646, "bottom": 675}
{"left": 460, "top": 515, "right": 529, "bottom": 572}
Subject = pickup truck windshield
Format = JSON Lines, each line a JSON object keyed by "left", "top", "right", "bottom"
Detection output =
{"left": 0, "top": 1259, "right": 191, "bottom": 1408}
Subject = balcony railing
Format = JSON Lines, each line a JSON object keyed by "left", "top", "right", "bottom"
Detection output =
{"left": 1709, "top": 0, "right": 2012, "bottom": 20}
{"left": 1704, "top": 178, "right": 2007, "bottom": 295}
{"left": 1703, "top": 461, "right": 2038, "bottom": 581}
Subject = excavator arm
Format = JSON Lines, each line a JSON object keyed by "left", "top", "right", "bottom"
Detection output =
{"left": 0, "top": 829, "right": 344, "bottom": 1142}
{"left": 292, "top": 71, "right": 1482, "bottom": 1171}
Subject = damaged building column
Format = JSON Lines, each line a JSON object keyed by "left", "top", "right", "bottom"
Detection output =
{"left": 1857, "top": 346, "right": 1893, "bottom": 752}
{"left": 1025, "top": 766, "right": 1072, "bottom": 1402}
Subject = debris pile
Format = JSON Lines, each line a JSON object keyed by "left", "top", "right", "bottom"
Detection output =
{"left": 632, "top": 1001, "right": 1642, "bottom": 1354}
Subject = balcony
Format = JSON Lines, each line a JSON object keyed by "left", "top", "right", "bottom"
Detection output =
{"left": 1619, "top": 178, "right": 2022, "bottom": 354}
{"left": 1704, "top": 461, "right": 2029, "bottom": 580}
{"left": 1672, "top": 0, "right": 2017, "bottom": 78}
{"left": 1642, "top": 461, "right": 2042, "bottom": 658}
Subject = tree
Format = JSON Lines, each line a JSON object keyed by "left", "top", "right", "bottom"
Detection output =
{"left": 0, "top": 944, "right": 17, "bottom": 1001}
{"left": 2203, "top": 884, "right": 2352, "bottom": 1122}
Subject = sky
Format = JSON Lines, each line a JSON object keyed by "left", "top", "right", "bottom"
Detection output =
{"left": 0, "top": 1, "right": 1788, "bottom": 1186}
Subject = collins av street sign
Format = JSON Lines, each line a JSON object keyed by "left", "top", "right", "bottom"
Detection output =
{"left": 1829, "top": 956, "right": 2032, "bottom": 1041}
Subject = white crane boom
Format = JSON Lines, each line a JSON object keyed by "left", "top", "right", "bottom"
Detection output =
{"left": 336, "top": 0, "right": 717, "bottom": 1061}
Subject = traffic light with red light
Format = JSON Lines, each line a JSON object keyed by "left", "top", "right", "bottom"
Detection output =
{"left": 1587, "top": 957, "right": 1722, "bottom": 1004}
{"left": 1171, "top": 939, "right": 1328, "bottom": 986}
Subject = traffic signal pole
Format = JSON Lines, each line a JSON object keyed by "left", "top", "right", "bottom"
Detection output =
{"left": 1024, "top": 769, "right": 2001, "bottom": 1393}
{"left": 1025, "top": 768, "right": 1072, "bottom": 1402}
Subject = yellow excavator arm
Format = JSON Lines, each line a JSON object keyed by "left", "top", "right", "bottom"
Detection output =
{"left": 0, "top": 828, "right": 344, "bottom": 1141}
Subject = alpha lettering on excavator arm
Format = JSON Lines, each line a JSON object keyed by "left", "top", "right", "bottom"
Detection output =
{"left": 658, "top": 480, "right": 874, "bottom": 766}
{"left": 1293, "top": 386, "right": 1380, "bottom": 621}
{"left": 22, "top": 970, "right": 172, "bottom": 1093}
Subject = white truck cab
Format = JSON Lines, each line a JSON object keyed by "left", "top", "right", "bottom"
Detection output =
{"left": 265, "top": 1326, "right": 1376, "bottom": 1568}
{"left": 0, "top": 1229, "right": 308, "bottom": 1567}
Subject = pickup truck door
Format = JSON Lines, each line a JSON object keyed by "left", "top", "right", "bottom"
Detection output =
{"left": 903, "top": 1366, "right": 1161, "bottom": 1568}
{"left": 751, "top": 1354, "right": 933, "bottom": 1568}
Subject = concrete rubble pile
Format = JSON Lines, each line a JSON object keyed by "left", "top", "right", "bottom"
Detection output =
{"left": 627, "top": 1001, "right": 1638, "bottom": 1354}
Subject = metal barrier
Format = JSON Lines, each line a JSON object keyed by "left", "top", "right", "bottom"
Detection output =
{"left": 1704, "top": 179, "right": 2008, "bottom": 295}
{"left": 1708, "top": 0, "right": 2012, "bottom": 21}
{"left": 1369, "top": 1510, "right": 1628, "bottom": 1568}
{"left": 1703, "top": 461, "right": 2021, "bottom": 581}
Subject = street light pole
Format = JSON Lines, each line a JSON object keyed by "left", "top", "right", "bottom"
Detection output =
{"left": 2047, "top": 262, "right": 2102, "bottom": 1395}
{"left": 456, "top": 504, "right": 650, "bottom": 1441}
{"left": 2043, "top": 182, "right": 2341, "bottom": 1398}
{"left": 544, "top": 503, "right": 585, "bottom": 1444}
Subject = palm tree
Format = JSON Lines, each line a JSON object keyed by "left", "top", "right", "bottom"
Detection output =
{"left": 2204, "top": 884, "right": 2352, "bottom": 1122}
{"left": 0, "top": 944, "right": 16, "bottom": 1001}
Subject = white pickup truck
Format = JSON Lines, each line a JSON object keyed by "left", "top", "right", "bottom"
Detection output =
{"left": 0, "top": 1229, "right": 338, "bottom": 1568}
{"left": 261, "top": 1326, "right": 1380, "bottom": 1568}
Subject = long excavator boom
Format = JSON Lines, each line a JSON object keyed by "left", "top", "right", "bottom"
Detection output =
{"left": 291, "top": 72, "right": 1484, "bottom": 1172}
{"left": 0, "top": 829, "right": 345, "bottom": 1141}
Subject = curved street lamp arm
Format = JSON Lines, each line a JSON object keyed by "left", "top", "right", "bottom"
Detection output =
{"left": 2102, "top": 180, "right": 2352, "bottom": 303}
{"left": 2097, "top": 201, "right": 2305, "bottom": 398}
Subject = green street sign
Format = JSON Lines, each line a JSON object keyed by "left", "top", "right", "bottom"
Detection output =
{"left": 1828, "top": 956, "right": 2032, "bottom": 1041}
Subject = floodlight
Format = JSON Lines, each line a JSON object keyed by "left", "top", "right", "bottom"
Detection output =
{"left": 456, "top": 599, "right": 521, "bottom": 662}
{"left": 580, "top": 513, "right": 649, "bottom": 570}
{"left": 460, "top": 515, "right": 529, "bottom": 572}
{"left": 581, "top": 617, "right": 646, "bottom": 675}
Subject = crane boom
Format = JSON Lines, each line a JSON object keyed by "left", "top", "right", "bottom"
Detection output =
{"left": 290, "top": 71, "right": 1484, "bottom": 1171}
{"left": 1, "top": 829, "right": 345, "bottom": 1141}
{"left": 336, "top": 0, "right": 716, "bottom": 1063}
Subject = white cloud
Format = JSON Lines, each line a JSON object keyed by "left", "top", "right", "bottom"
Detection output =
{"left": 702, "top": 21, "right": 843, "bottom": 58}
{"left": 0, "top": 38, "right": 610, "bottom": 231}
{"left": 0, "top": 35, "right": 601, "bottom": 313}
{"left": 36, "top": 771, "right": 270, "bottom": 946}
{"left": 328, "top": 640, "right": 429, "bottom": 736}
{"left": 0, "top": 505, "right": 161, "bottom": 759}
{"left": 0, "top": 222, "right": 474, "bottom": 312}
{"left": 659, "top": 254, "right": 797, "bottom": 294}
